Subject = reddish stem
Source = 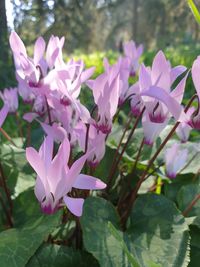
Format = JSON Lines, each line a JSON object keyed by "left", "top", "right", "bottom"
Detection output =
{"left": 0, "top": 128, "right": 17, "bottom": 147}
{"left": 183, "top": 194, "right": 200, "bottom": 217}
{"left": 107, "top": 107, "right": 145, "bottom": 191}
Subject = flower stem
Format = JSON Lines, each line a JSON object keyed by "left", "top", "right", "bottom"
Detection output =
{"left": 182, "top": 194, "right": 200, "bottom": 217}
{"left": 0, "top": 192, "right": 13, "bottom": 227}
{"left": 0, "top": 163, "right": 13, "bottom": 214}
{"left": 84, "top": 123, "right": 90, "bottom": 153}
{"left": 15, "top": 112, "right": 23, "bottom": 139}
{"left": 0, "top": 128, "right": 17, "bottom": 147}
{"left": 107, "top": 107, "right": 145, "bottom": 191}
{"left": 130, "top": 137, "right": 145, "bottom": 176}
{"left": 45, "top": 96, "right": 52, "bottom": 125}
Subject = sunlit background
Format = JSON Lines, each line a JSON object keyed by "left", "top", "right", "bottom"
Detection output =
{"left": 1, "top": 0, "right": 200, "bottom": 89}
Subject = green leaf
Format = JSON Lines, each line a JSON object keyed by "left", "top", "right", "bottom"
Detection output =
{"left": 189, "top": 226, "right": 200, "bottom": 267}
{"left": 108, "top": 222, "right": 140, "bottom": 267}
{"left": 81, "top": 196, "right": 132, "bottom": 267}
{"left": 26, "top": 244, "right": 99, "bottom": 267}
{"left": 177, "top": 183, "right": 200, "bottom": 217}
{"left": 80, "top": 196, "right": 171, "bottom": 267}
{"left": 0, "top": 214, "right": 60, "bottom": 267}
{"left": 187, "top": 0, "right": 200, "bottom": 25}
{"left": 128, "top": 194, "right": 190, "bottom": 267}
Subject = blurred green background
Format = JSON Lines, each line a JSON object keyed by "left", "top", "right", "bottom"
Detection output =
{"left": 1, "top": 0, "right": 200, "bottom": 138}
{"left": 1, "top": 0, "right": 200, "bottom": 89}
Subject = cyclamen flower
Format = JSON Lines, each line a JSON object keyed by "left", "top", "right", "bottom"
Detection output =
{"left": 142, "top": 112, "right": 168, "bottom": 146}
{"left": 9, "top": 32, "right": 64, "bottom": 99}
{"left": 123, "top": 40, "right": 143, "bottom": 76}
{"left": 164, "top": 143, "right": 188, "bottom": 179}
{"left": 130, "top": 51, "right": 188, "bottom": 122}
{"left": 0, "top": 88, "right": 18, "bottom": 113}
{"left": 75, "top": 122, "right": 106, "bottom": 167}
{"left": 87, "top": 59, "right": 120, "bottom": 134}
{"left": 176, "top": 107, "right": 194, "bottom": 143}
{"left": 26, "top": 136, "right": 106, "bottom": 216}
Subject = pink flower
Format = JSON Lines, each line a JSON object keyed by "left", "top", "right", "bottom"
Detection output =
{"left": 164, "top": 143, "right": 188, "bottom": 179}
{"left": 9, "top": 32, "right": 64, "bottom": 100}
{"left": 176, "top": 107, "right": 194, "bottom": 142}
{"left": 123, "top": 40, "right": 143, "bottom": 76}
{"left": 87, "top": 59, "right": 120, "bottom": 133}
{"left": 130, "top": 51, "right": 188, "bottom": 122}
{"left": 0, "top": 88, "right": 18, "bottom": 113}
{"left": 142, "top": 112, "right": 169, "bottom": 146}
{"left": 26, "top": 136, "right": 106, "bottom": 216}
{"left": 75, "top": 122, "right": 106, "bottom": 167}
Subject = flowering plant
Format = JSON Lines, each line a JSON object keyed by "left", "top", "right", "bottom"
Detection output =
{"left": 0, "top": 28, "right": 200, "bottom": 266}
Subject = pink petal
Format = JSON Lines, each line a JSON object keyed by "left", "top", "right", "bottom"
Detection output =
{"left": 139, "top": 64, "right": 152, "bottom": 91}
{"left": 34, "top": 175, "right": 46, "bottom": 202}
{"left": 9, "top": 32, "right": 27, "bottom": 57}
{"left": 192, "top": 56, "right": 200, "bottom": 99}
{"left": 151, "top": 51, "right": 170, "bottom": 90}
{"left": 0, "top": 105, "right": 9, "bottom": 127}
{"left": 26, "top": 147, "right": 45, "bottom": 179}
{"left": 64, "top": 196, "right": 84, "bottom": 217}
{"left": 39, "top": 136, "right": 54, "bottom": 170}
{"left": 23, "top": 112, "right": 38, "bottom": 123}
{"left": 170, "top": 71, "right": 189, "bottom": 103}
{"left": 49, "top": 137, "right": 71, "bottom": 181}
{"left": 80, "top": 67, "right": 95, "bottom": 83}
{"left": 73, "top": 174, "right": 106, "bottom": 190}
{"left": 34, "top": 37, "right": 46, "bottom": 65}
{"left": 170, "top": 65, "right": 187, "bottom": 84}
{"left": 141, "top": 86, "right": 183, "bottom": 121}
{"left": 65, "top": 153, "right": 89, "bottom": 192}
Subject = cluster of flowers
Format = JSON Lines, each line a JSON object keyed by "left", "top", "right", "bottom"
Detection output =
{"left": 1, "top": 32, "right": 200, "bottom": 216}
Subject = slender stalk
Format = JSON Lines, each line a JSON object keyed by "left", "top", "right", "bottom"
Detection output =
{"left": 121, "top": 94, "right": 197, "bottom": 226}
{"left": 0, "top": 128, "right": 17, "bottom": 147}
{"left": 84, "top": 123, "right": 90, "bottom": 153}
{"left": 15, "top": 112, "right": 23, "bottom": 138}
{"left": 26, "top": 123, "right": 31, "bottom": 147}
{"left": 182, "top": 193, "right": 200, "bottom": 217}
{"left": 0, "top": 192, "right": 13, "bottom": 227}
{"left": 179, "top": 151, "right": 200, "bottom": 174}
{"left": 117, "top": 138, "right": 145, "bottom": 211}
{"left": 45, "top": 96, "right": 52, "bottom": 125}
{"left": 107, "top": 112, "right": 133, "bottom": 178}
{"left": 114, "top": 112, "right": 133, "bottom": 159}
{"left": 107, "top": 107, "right": 145, "bottom": 191}
{"left": 130, "top": 138, "right": 145, "bottom": 176}
{"left": 0, "top": 163, "right": 12, "bottom": 213}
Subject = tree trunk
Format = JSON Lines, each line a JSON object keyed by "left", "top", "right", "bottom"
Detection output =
{"left": 0, "top": 0, "right": 8, "bottom": 62}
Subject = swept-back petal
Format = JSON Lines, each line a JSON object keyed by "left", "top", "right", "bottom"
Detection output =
{"left": 64, "top": 196, "right": 84, "bottom": 217}
{"left": 9, "top": 31, "right": 27, "bottom": 57}
{"left": 192, "top": 56, "right": 200, "bottom": 99}
{"left": 141, "top": 86, "right": 183, "bottom": 121}
{"left": 170, "top": 71, "right": 189, "bottom": 103}
{"left": 151, "top": 51, "right": 170, "bottom": 90}
{"left": 26, "top": 147, "right": 45, "bottom": 179}
{"left": 34, "top": 37, "right": 46, "bottom": 65}
{"left": 0, "top": 105, "right": 9, "bottom": 127}
{"left": 73, "top": 174, "right": 106, "bottom": 190}
{"left": 39, "top": 135, "right": 54, "bottom": 170}
{"left": 65, "top": 153, "right": 89, "bottom": 192}
{"left": 139, "top": 64, "right": 152, "bottom": 91}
